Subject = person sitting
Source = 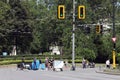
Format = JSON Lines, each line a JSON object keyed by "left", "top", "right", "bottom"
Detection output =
{"left": 30, "top": 58, "right": 40, "bottom": 70}
{"left": 88, "top": 62, "right": 95, "bottom": 68}
{"left": 17, "top": 58, "right": 25, "bottom": 70}
{"left": 21, "top": 58, "right": 26, "bottom": 69}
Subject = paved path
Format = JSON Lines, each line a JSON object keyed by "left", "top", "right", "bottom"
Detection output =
{"left": 0, "top": 66, "right": 120, "bottom": 80}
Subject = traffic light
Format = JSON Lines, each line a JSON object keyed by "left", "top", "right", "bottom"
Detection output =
{"left": 96, "top": 25, "right": 103, "bottom": 34}
{"left": 58, "top": 5, "right": 65, "bottom": 19}
{"left": 78, "top": 5, "right": 85, "bottom": 19}
{"left": 96, "top": 25, "right": 101, "bottom": 34}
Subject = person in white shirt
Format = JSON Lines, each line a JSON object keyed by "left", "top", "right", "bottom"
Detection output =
{"left": 106, "top": 59, "right": 110, "bottom": 68}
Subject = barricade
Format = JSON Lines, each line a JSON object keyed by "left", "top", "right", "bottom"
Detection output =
{"left": 53, "top": 60, "right": 64, "bottom": 71}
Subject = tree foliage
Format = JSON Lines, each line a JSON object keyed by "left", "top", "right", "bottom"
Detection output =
{"left": 0, "top": 0, "right": 120, "bottom": 62}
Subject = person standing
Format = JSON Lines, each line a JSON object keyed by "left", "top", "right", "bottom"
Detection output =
{"left": 50, "top": 57, "right": 54, "bottom": 68}
{"left": 82, "top": 58, "right": 86, "bottom": 69}
{"left": 45, "top": 57, "right": 49, "bottom": 70}
{"left": 33, "top": 58, "right": 37, "bottom": 67}
{"left": 106, "top": 59, "right": 110, "bottom": 68}
{"left": 20, "top": 57, "right": 25, "bottom": 70}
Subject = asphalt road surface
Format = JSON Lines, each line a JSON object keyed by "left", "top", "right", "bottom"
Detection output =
{"left": 0, "top": 67, "right": 120, "bottom": 80}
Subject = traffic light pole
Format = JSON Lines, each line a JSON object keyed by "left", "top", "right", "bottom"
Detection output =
{"left": 112, "top": 0, "right": 116, "bottom": 68}
{"left": 71, "top": 0, "right": 76, "bottom": 71}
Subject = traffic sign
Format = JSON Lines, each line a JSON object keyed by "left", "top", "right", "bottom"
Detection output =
{"left": 112, "top": 37, "right": 116, "bottom": 43}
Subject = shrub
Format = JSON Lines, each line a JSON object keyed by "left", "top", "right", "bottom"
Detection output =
{"left": 0, "top": 54, "right": 83, "bottom": 65}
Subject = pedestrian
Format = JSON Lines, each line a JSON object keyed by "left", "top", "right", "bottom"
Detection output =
{"left": 39, "top": 58, "right": 42, "bottom": 64}
{"left": 82, "top": 58, "right": 86, "bottom": 69}
{"left": 20, "top": 57, "right": 25, "bottom": 70}
{"left": 50, "top": 57, "right": 54, "bottom": 68}
{"left": 45, "top": 57, "right": 49, "bottom": 70}
{"left": 106, "top": 59, "right": 110, "bottom": 68}
{"left": 64, "top": 59, "right": 68, "bottom": 68}
{"left": 33, "top": 57, "right": 37, "bottom": 67}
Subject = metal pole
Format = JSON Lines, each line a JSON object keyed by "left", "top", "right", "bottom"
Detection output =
{"left": 71, "top": 0, "right": 75, "bottom": 71}
{"left": 112, "top": 0, "right": 116, "bottom": 68}
{"left": 7, "top": 0, "right": 9, "bottom": 3}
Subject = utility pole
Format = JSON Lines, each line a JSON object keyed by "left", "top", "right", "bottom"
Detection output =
{"left": 71, "top": 0, "right": 76, "bottom": 71}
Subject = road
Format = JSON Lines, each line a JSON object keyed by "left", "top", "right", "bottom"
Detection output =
{"left": 0, "top": 67, "right": 120, "bottom": 80}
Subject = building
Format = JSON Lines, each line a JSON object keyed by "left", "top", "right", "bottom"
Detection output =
{"left": 49, "top": 46, "right": 61, "bottom": 55}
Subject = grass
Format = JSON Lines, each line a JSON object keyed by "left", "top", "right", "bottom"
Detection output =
{"left": 0, "top": 60, "right": 33, "bottom": 65}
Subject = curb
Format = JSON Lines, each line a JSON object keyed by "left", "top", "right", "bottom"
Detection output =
{"left": 0, "top": 64, "right": 16, "bottom": 68}
{"left": 96, "top": 70, "right": 120, "bottom": 75}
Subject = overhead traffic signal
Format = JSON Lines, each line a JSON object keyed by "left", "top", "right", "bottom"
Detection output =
{"left": 58, "top": 5, "right": 65, "bottom": 19}
{"left": 78, "top": 5, "right": 85, "bottom": 19}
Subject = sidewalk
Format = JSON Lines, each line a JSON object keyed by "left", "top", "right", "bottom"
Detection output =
{"left": 0, "top": 64, "right": 16, "bottom": 68}
{"left": 96, "top": 67, "right": 120, "bottom": 75}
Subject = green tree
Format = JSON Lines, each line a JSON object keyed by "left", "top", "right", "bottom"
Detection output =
{"left": 0, "top": 1, "right": 10, "bottom": 53}
{"left": 0, "top": 0, "right": 33, "bottom": 54}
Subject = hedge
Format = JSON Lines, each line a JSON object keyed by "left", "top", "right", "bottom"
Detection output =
{"left": 0, "top": 54, "right": 82, "bottom": 65}
{"left": 0, "top": 59, "right": 82, "bottom": 65}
